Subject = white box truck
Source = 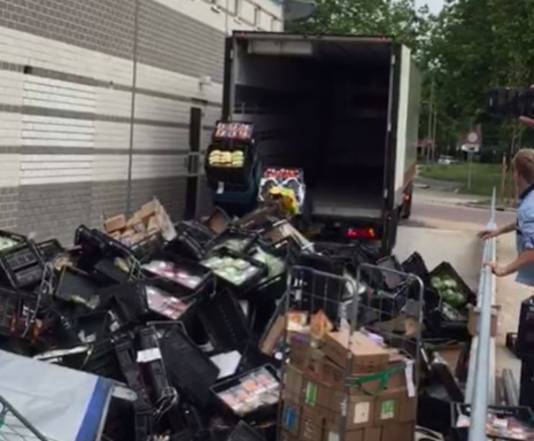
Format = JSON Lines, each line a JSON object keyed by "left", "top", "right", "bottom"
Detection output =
{"left": 220, "top": 32, "right": 421, "bottom": 253}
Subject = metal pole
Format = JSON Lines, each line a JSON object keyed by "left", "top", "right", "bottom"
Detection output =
{"left": 466, "top": 188, "right": 497, "bottom": 441}
{"left": 467, "top": 151, "right": 473, "bottom": 191}
{"left": 427, "top": 78, "right": 434, "bottom": 165}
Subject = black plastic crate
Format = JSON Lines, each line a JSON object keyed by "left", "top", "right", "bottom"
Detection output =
{"left": 0, "top": 231, "right": 43, "bottom": 290}
{"left": 54, "top": 266, "right": 106, "bottom": 310}
{"left": 228, "top": 422, "right": 266, "bottom": 441}
{"left": 130, "top": 233, "right": 164, "bottom": 261}
{"left": 450, "top": 403, "right": 534, "bottom": 441}
{"left": 430, "top": 262, "right": 476, "bottom": 306}
{"left": 36, "top": 239, "right": 65, "bottom": 263}
{"left": 142, "top": 252, "right": 214, "bottom": 297}
{"left": 198, "top": 289, "right": 251, "bottom": 352}
{"left": 75, "top": 225, "right": 137, "bottom": 270}
{"left": 402, "top": 252, "right": 430, "bottom": 284}
{"left": 516, "top": 296, "right": 534, "bottom": 357}
{"left": 425, "top": 305, "right": 469, "bottom": 341}
{"left": 211, "top": 365, "right": 279, "bottom": 421}
{"left": 167, "top": 221, "right": 214, "bottom": 261}
{"left": 157, "top": 324, "right": 220, "bottom": 408}
{"left": 0, "top": 287, "right": 41, "bottom": 340}
{"left": 201, "top": 249, "right": 267, "bottom": 294}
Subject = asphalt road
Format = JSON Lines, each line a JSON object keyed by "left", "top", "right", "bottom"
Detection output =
{"left": 409, "top": 201, "right": 516, "bottom": 227}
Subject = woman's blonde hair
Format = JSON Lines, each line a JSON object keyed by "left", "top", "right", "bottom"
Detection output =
{"left": 513, "top": 149, "right": 534, "bottom": 184}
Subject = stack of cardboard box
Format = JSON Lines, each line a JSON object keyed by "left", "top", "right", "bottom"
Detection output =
{"left": 103, "top": 198, "right": 176, "bottom": 246}
{"left": 280, "top": 322, "right": 417, "bottom": 441}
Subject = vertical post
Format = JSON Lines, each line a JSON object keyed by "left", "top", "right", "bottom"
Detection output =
{"left": 126, "top": 0, "right": 140, "bottom": 215}
{"left": 499, "top": 155, "right": 507, "bottom": 207}
{"left": 467, "top": 151, "right": 473, "bottom": 191}
{"left": 427, "top": 78, "right": 435, "bottom": 165}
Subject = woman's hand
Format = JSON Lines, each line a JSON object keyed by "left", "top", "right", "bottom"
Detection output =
{"left": 485, "top": 262, "right": 509, "bottom": 277}
{"left": 478, "top": 229, "right": 499, "bottom": 240}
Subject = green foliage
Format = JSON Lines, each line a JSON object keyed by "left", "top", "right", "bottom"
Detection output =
{"left": 420, "top": 0, "right": 534, "bottom": 154}
{"left": 419, "top": 162, "right": 502, "bottom": 195}
{"left": 287, "top": 0, "right": 431, "bottom": 55}
{"left": 288, "top": 0, "right": 534, "bottom": 159}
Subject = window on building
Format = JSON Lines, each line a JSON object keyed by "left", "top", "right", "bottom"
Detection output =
{"left": 254, "top": 7, "right": 261, "bottom": 26}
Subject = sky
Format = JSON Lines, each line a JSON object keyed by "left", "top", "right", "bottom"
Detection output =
{"left": 416, "top": 0, "right": 445, "bottom": 14}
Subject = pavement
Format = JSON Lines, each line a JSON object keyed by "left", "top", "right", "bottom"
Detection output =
{"left": 406, "top": 188, "right": 526, "bottom": 392}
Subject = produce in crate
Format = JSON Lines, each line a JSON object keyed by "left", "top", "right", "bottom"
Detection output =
{"left": 202, "top": 255, "right": 261, "bottom": 286}
{"left": 431, "top": 276, "right": 466, "bottom": 308}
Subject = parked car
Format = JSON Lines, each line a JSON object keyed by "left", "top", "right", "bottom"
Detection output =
{"left": 438, "top": 155, "right": 458, "bottom": 165}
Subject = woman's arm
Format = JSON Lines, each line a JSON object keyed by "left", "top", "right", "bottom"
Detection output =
{"left": 488, "top": 249, "right": 534, "bottom": 277}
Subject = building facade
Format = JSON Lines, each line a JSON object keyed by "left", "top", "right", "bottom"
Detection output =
{"left": 0, "top": 0, "right": 283, "bottom": 243}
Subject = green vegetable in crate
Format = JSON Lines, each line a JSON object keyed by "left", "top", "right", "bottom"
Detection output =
{"left": 431, "top": 277, "right": 444, "bottom": 290}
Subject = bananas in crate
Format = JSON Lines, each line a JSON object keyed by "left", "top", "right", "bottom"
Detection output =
{"left": 208, "top": 149, "right": 244, "bottom": 168}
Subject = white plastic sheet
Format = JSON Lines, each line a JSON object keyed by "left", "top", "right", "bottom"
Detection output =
{"left": 0, "top": 350, "right": 113, "bottom": 441}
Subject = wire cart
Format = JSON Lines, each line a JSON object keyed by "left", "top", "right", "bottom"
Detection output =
{"left": 279, "top": 263, "right": 424, "bottom": 441}
{"left": 0, "top": 394, "right": 48, "bottom": 441}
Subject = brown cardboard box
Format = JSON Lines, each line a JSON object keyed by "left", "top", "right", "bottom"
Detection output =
{"left": 290, "top": 333, "right": 312, "bottom": 370}
{"left": 139, "top": 199, "right": 159, "bottom": 220}
{"left": 364, "top": 427, "right": 381, "bottom": 441}
{"left": 350, "top": 361, "right": 408, "bottom": 395}
{"left": 381, "top": 423, "right": 414, "bottom": 441}
{"left": 323, "top": 425, "right": 381, "bottom": 441}
{"left": 374, "top": 389, "right": 403, "bottom": 425}
{"left": 104, "top": 214, "right": 126, "bottom": 233}
{"left": 302, "top": 376, "right": 335, "bottom": 410}
{"left": 279, "top": 430, "right": 299, "bottom": 441}
{"left": 283, "top": 364, "right": 305, "bottom": 402}
{"left": 305, "top": 350, "right": 345, "bottom": 388}
{"left": 300, "top": 406, "right": 325, "bottom": 441}
{"left": 281, "top": 401, "right": 301, "bottom": 436}
{"left": 147, "top": 216, "right": 160, "bottom": 235}
{"left": 321, "top": 331, "right": 389, "bottom": 374}
{"left": 397, "top": 392, "right": 417, "bottom": 423}
{"left": 260, "top": 314, "right": 285, "bottom": 356}
{"left": 468, "top": 304, "right": 500, "bottom": 337}
{"left": 320, "top": 392, "right": 375, "bottom": 430}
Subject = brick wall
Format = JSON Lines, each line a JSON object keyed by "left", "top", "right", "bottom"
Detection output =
{"left": 0, "top": 0, "right": 283, "bottom": 243}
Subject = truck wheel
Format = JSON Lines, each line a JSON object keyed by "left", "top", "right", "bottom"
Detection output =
{"left": 401, "top": 188, "right": 413, "bottom": 220}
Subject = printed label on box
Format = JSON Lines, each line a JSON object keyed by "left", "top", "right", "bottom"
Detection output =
{"left": 380, "top": 400, "right": 396, "bottom": 420}
{"left": 354, "top": 402, "right": 371, "bottom": 424}
{"left": 304, "top": 382, "right": 318, "bottom": 406}
{"left": 328, "top": 431, "right": 340, "bottom": 441}
{"left": 283, "top": 405, "right": 298, "bottom": 431}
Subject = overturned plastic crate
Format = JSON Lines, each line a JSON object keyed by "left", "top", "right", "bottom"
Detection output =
{"left": 0, "top": 231, "right": 43, "bottom": 290}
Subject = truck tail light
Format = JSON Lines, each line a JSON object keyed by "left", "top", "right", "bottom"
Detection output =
{"left": 346, "top": 228, "right": 377, "bottom": 240}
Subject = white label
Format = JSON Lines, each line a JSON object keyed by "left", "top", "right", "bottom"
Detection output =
{"left": 353, "top": 402, "right": 371, "bottom": 424}
{"left": 136, "top": 348, "right": 162, "bottom": 363}
{"left": 405, "top": 360, "right": 416, "bottom": 398}
{"left": 217, "top": 181, "right": 224, "bottom": 194}
{"left": 328, "top": 432, "right": 340, "bottom": 441}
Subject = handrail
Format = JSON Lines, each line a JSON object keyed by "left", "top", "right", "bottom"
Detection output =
{"left": 466, "top": 188, "right": 497, "bottom": 441}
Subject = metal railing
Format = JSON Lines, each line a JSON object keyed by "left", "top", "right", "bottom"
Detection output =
{"left": 465, "top": 188, "right": 498, "bottom": 441}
